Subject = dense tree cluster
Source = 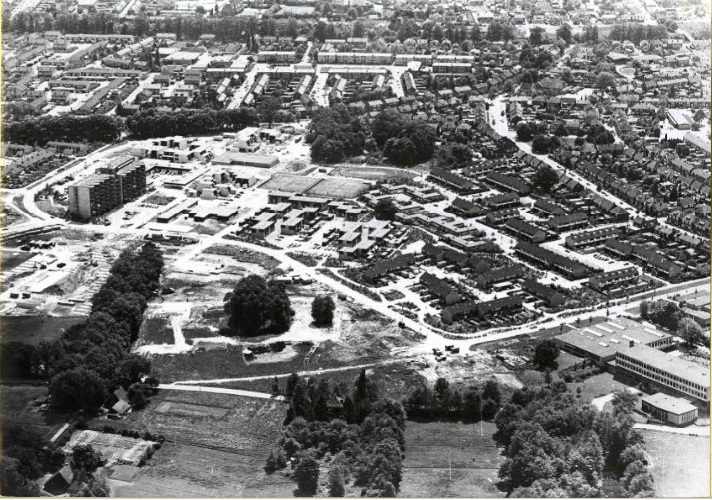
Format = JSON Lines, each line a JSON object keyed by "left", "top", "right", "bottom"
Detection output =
{"left": 224, "top": 274, "right": 294, "bottom": 337}
{"left": 46, "top": 243, "right": 164, "bottom": 411}
{"left": 373, "top": 198, "right": 398, "bottom": 221}
{"left": 5, "top": 115, "right": 123, "bottom": 145}
{"left": 405, "top": 377, "right": 502, "bottom": 422}
{"left": 125, "top": 108, "right": 257, "bottom": 138}
{"left": 306, "top": 105, "right": 367, "bottom": 163}
{"left": 311, "top": 295, "right": 335, "bottom": 327}
{"left": 531, "top": 135, "right": 560, "bottom": 155}
{"left": 434, "top": 143, "right": 472, "bottom": 169}
{"left": 531, "top": 165, "right": 560, "bottom": 194}
{"left": 1, "top": 425, "right": 65, "bottom": 496}
{"left": 495, "top": 384, "right": 653, "bottom": 497}
{"left": 371, "top": 110, "right": 436, "bottom": 166}
{"left": 640, "top": 300, "right": 708, "bottom": 347}
{"left": 266, "top": 371, "right": 405, "bottom": 496}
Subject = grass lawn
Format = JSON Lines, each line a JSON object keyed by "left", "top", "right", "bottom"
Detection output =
{"left": 568, "top": 372, "right": 630, "bottom": 404}
{"left": 138, "top": 315, "right": 174, "bottom": 345}
{"left": 642, "top": 430, "right": 710, "bottom": 498}
{"left": 400, "top": 420, "right": 505, "bottom": 498}
{"left": 0, "top": 385, "right": 68, "bottom": 435}
{"left": 0, "top": 315, "right": 86, "bottom": 346}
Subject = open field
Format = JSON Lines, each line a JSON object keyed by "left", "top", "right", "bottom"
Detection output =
{"left": 100, "top": 391, "right": 292, "bottom": 497}
{"left": 0, "top": 315, "right": 86, "bottom": 345}
{"left": 151, "top": 342, "right": 389, "bottom": 383}
{"left": 400, "top": 420, "right": 505, "bottom": 498}
{"left": 203, "top": 361, "right": 425, "bottom": 400}
{"left": 110, "top": 442, "right": 295, "bottom": 497}
{"left": 642, "top": 429, "right": 710, "bottom": 498}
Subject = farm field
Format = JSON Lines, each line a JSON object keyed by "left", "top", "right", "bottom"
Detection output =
{"left": 102, "top": 391, "right": 291, "bottom": 496}
{"left": 642, "top": 429, "right": 710, "bottom": 498}
{"left": 0, "top": 315, "right": 86, "bottom": 345}
{"left": 110, "top": 441, "right": 295, "bottom": 497}
{"left": 400, "top": 420, "right": 505, "bottom": 498}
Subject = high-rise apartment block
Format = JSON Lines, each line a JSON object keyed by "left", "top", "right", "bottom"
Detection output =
{"left": 67, "top": 156, "right": 146, "bottom": 221}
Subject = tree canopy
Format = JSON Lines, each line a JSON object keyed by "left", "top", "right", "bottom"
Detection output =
{"left": 533, "top": 339, "right": 560, "bottom": 370}
{"left": 371, "top": 110, "right": 436, "bottom": 166}
{"left": 311, "top": 295, "right": 335, "bottom": 327}
{"left": 224, "top": 274, "right": 294, "bottom": 336}
{"left": 531, "top": 165, "right": 560, "bottom": 193}
{"left": 306, "top": 105, "right": 366, "bottom": 163}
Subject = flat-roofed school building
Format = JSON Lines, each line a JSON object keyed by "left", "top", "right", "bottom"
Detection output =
{"left": 616, "top": 343, "right": 710, "bottom": 404}
{"left": 554, "top": 317, "right": 675, "bottom": 367}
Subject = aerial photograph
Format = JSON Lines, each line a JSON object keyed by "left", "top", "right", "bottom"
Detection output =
{"left": 0, "top": 0, "right": 710, "bottom": 496}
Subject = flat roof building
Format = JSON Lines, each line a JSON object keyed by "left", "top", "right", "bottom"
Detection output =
{"left": 554, "top": 317, "right": 675, "bottom": 367}
{"left": 641, "top": 393, "right": 698, "bottom": 425}
{"left": 616, "top": 344, "right": 710, "bottom": 403}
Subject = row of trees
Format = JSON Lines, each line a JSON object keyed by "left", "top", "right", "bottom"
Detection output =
{"left": 608, "top": 23, "right": 670, "bottom": 44}
{"left": 404, "top": 377, "right": 503, "bottom": 421}
{"left": 124, "top": 108, "right": 257, "bottom": 138}
{"left": 371, "top": 110, "right": 437, "bottom": 167}
{"left": 266, "top": 371, "right": 405, "bottom": 496}
{"left": 5, "top": 115, "right": 123, "bottom": 145}
{"left": 640, "top": 299, "right": 708, "bottom": 347}
{"left": 47, "top": 243, "right": 164, "bottom": 411}
{"left": 307, "top": 105, "right": 367, "bottom": 163}
{"left": 494, "top": 385, "right": 654, "bottom": 497}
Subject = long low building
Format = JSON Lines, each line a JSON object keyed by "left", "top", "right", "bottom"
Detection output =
{"left": 213, "top": 151, "right": 279, "bottom": 168}
{"left": 616, "top": 343, "right": 710, "bottom": 403}
{"left": 515, "top": 241, "right": 590, "bottom": 279}
{"left": 554, "top": 317, "right": 675, "bottom": 367}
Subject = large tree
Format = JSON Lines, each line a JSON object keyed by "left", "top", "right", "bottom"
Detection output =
{"left": 224, "top": 274, "right": 294, "bottom": 336}
{"left": 49, "top": 368, "right": 107, "bottom": 411}
{"left": 531, "top": 165, "right": 560, "bottom": 193}
{"left": 293, "top": 452, "right": 320, "bottom": 494}
{"left": 533, "top": 339, "right": 560, "bottom": 370}
{"left": 311, "top": 295, "right": 335, "bottom": 326}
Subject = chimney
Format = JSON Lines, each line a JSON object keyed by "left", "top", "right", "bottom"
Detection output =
{"left": 629, "top": 340, "right": 635, "bottom": 348}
